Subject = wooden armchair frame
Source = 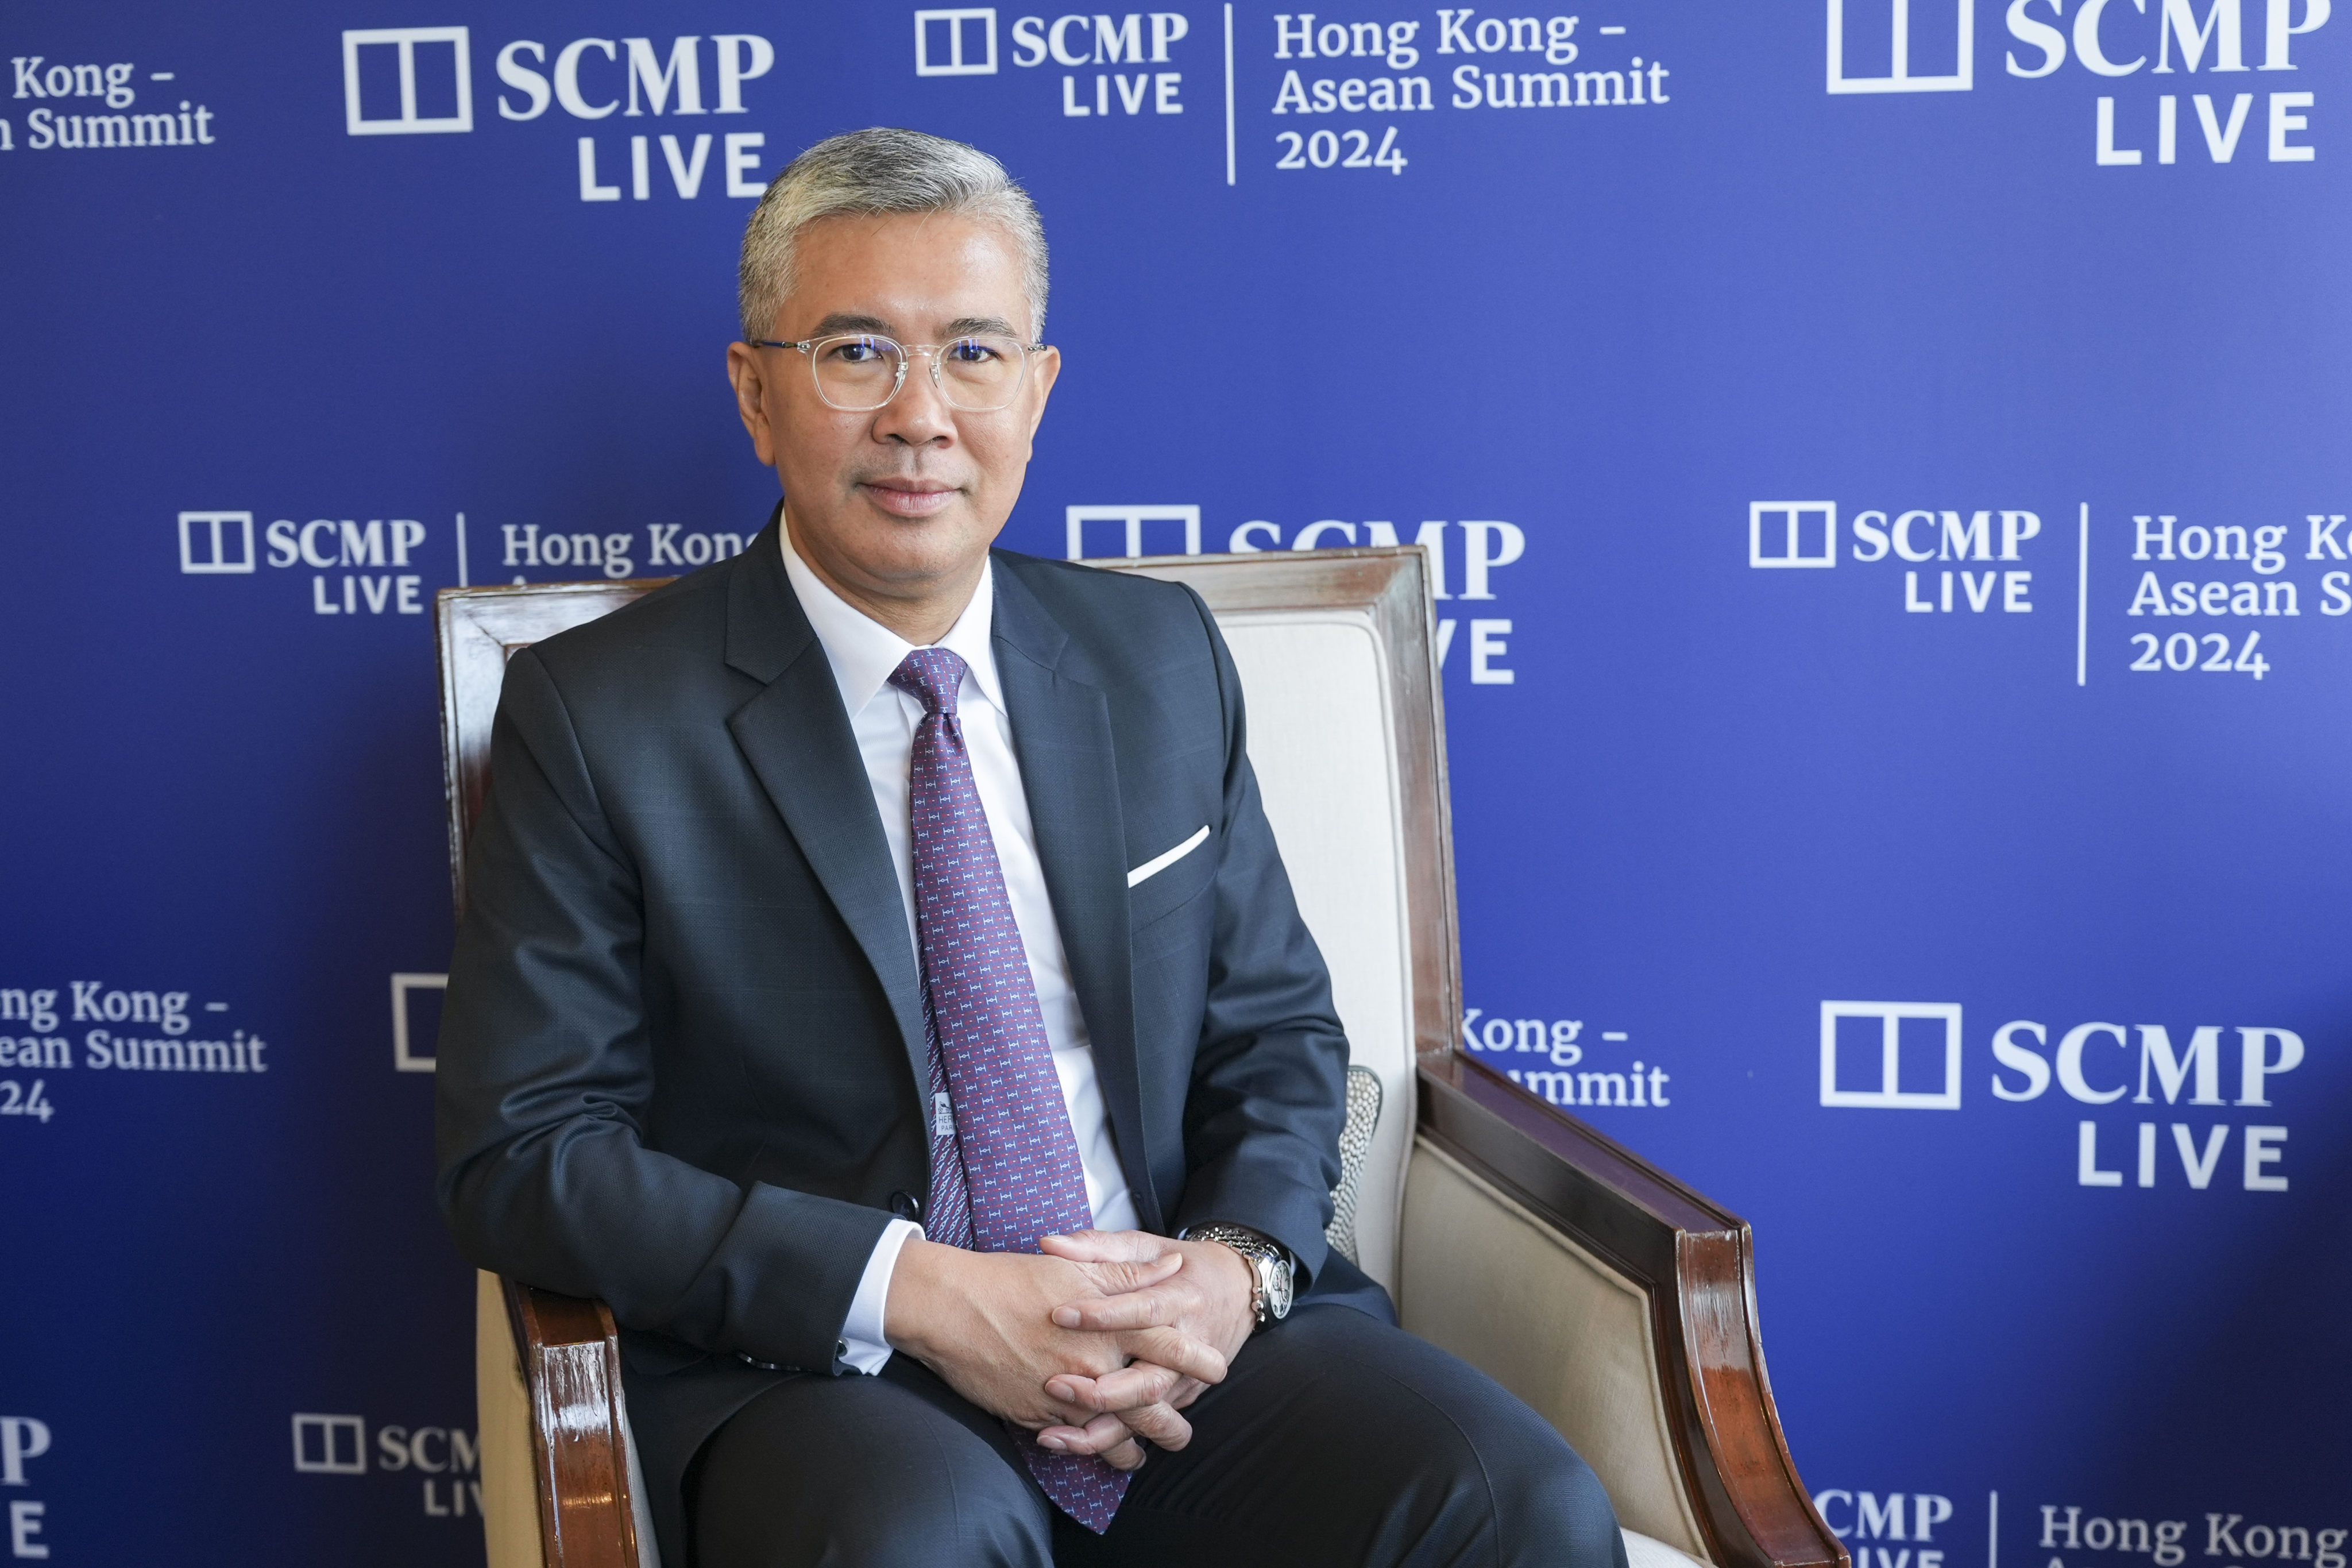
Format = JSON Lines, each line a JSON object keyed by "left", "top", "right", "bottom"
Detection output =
{"left": 435, "top": 550, "right": 1845, "bottom": 1568}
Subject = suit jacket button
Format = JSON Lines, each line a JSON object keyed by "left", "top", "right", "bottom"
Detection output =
{"left": 889, "top": 1191, "right": 924, "bottom": 1223}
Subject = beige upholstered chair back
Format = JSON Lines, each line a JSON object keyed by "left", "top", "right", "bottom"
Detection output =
{"left": 1105, "top": 549, "right": 1453, "bottom": 1289}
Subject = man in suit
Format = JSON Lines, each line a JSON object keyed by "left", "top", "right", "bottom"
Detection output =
{"left": 437, "top": 127, "right": 1625, "bottom": 1567}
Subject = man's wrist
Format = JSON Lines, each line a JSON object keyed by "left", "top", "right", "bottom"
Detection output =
{"left": 1191, "top": 1230, "right": 1258, "bottom": 1304}
{"left": 1179, "top": 1222, "right": 1294, "bottom": 1326}
{"left": 881, "top": 1234, "right": 952, "bottom": 1358}
{"left": 840, "top": 1217, "right": 922, "bottom": 1373}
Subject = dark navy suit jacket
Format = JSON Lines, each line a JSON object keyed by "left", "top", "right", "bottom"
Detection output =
{"left": 435, "top": 513, "right": 1384, "bottom": 1559}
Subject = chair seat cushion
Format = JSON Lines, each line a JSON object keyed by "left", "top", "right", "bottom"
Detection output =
{"left": 1625, "top": 1528, "right": 1712, "bottom": 1568}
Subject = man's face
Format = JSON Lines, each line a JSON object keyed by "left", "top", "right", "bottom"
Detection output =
{"left": 727, "top": 212, "right": 1059, "bottom": 607}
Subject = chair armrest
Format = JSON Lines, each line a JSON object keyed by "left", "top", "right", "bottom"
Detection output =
{"left": 1413, "top": 1054, "right": 1845, "bottom": 1568}
{"left": 501, "top": 1278, "right": 646, "bottom": 1568}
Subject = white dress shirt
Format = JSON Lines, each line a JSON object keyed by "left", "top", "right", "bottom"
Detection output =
{"left": 780, "top": 527, "right": 1138, "bottom": 1374}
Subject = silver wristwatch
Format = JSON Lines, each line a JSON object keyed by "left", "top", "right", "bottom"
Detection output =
{"left": 1181, "top": 1222, "right": 1294, "bottom": 1327}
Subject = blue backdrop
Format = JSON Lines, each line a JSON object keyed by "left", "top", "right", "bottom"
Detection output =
{"left": 3, "top": 1, "right": 2346, "bottom": 1561}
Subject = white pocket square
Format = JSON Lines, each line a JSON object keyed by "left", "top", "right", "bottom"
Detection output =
{"left": 1127, "top": 825, "right": 1210, "bottom": 888}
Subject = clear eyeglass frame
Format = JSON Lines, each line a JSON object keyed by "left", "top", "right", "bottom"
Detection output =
{"left": 747, "top": 332, "right": 1046, "bottom": 414}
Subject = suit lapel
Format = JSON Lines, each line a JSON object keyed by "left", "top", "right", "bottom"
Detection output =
{"left": 723, "top": 516, "right": 930, "bottom": 1102}
{"left": 991, "top": 562, "right": 1158, "bottom": 1231}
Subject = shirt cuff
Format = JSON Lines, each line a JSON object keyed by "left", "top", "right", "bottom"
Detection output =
{"left": 839, "top": 1217, "right": 922, "bottom": 1375}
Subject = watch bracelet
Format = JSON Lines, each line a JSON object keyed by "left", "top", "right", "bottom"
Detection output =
{"left": 1180, "top": 1223, "right": 1292, "bottom": 1323}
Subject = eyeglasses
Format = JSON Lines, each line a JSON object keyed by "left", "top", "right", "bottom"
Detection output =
{"left": 748, "top": 332, "right": 1045, "bottom": 413}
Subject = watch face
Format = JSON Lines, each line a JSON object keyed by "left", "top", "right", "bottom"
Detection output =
{"left": 1264, "top": 1256, "right": 1293, "bottom": 1319}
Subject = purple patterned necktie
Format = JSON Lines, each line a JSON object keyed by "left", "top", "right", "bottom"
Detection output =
{"left": 889, "top": 647, "right": 1129, "bottom": 1534}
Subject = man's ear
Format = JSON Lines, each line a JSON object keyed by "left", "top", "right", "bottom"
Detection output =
{"left": 1021, "top": 345, "right": 1061, "bottom": 446}
{"left": 726, "top": 342, "right": 778, "bottom": 466}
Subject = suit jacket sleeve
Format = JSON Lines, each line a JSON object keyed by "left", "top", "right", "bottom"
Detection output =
{"left": 1168, "top": 588, "right": 1351, "bottom": 1287}
{"left": 434, "top": 646, "right": 889, "bottom": 1374}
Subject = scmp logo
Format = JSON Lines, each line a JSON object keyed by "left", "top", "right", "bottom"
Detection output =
{"left": 1819, "top": 1001, "right": 1963, "bottom": 1109}
{"left": 292, "top": 1412, "right": 485, "bottom": 1517}
{"left": 917, "top": 9, "right": 1000, "bottom": 75}
{"left": 292, "top": 1412, "right": 366, "bottom": 1474}
{"left": 916, "top": 9, "right": 1199, "bottom": 126}
{"left": 1817, "top": 1001, "right": 2309, "bottom": 1191}
{"left": 1745, "top": 496, "right": 2048, "bottom": 638}
{"left": 1828, "top": 0, "right": 1974, "bottom": 94}
{"left": 1828, "top": 0, "right": 2332, "bottom": 165}
{"left": 178, "top": 511, "right": 255, "bottom": 574}
{"left": 1751, "top": 501, "right": 1837, "bottom": 568}
{"left": 1065, "top": 504, "right": 1202, "bottom": 559}
{"left": 342, "top": 27, "right": 473, "bottom": 136}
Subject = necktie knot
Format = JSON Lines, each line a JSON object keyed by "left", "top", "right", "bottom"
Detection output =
{"left": 890, "top": 647, "right": 968, "bottom": 717}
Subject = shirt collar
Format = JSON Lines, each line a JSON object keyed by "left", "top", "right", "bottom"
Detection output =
{"left": 779, "top": 520, "right": 1003, "bottom": 718}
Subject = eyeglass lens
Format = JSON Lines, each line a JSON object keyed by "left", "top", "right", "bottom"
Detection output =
{"left": 810, "top": 334, "right": 1026, "bottom": 412}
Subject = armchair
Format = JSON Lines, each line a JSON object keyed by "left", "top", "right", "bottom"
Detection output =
{"left": 434, "top": 547, "right": 1845, "bottom": 1568}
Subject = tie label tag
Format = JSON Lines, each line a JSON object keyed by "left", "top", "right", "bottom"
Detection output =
{"left": 933, "top": 1091, "right": 955, "bottom": 1138}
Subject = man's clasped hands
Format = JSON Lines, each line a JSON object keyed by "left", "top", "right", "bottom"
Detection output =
{"left": 883, "top": 1229, "right": 1264, "bottom": 1470}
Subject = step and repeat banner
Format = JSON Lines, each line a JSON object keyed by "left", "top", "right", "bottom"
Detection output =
{"left": 3, "top": 0, "right": 2346, "bottom": 1562}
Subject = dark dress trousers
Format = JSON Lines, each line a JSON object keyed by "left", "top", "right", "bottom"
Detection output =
{"left": 436, "top": 511, "right": 1621, "bottom": 1565}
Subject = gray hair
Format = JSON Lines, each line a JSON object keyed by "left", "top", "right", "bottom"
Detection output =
{"left": 737, "top": 128, "right": 1049, "bottom": 343}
